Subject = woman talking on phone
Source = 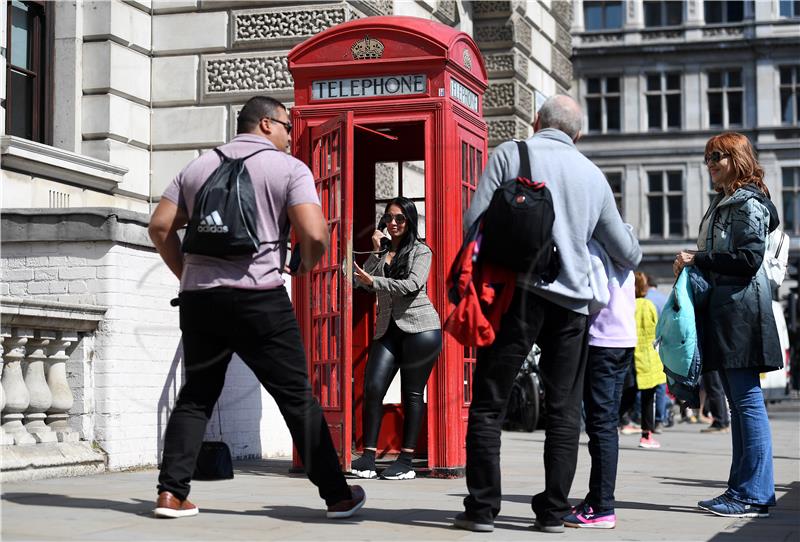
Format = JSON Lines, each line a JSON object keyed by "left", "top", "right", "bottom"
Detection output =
{"left": 351, "top": 197, "right": 442, "bottom": 480}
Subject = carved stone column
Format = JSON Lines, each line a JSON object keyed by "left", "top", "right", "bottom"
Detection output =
{"left": 46, "top": 332, "right": 78, "bottom": 442}
{"left": 1, "top": 328, "right": 36, "bottom": 445}
{"left": 23, "top": 331, "right": 57, "bottom": 443}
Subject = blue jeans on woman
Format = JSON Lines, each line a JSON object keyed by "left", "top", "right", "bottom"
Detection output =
{"left": 719, "top": 367, "right": 776, "bottom": 506}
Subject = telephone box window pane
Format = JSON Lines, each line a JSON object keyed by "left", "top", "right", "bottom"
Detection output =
{"left": 461, "top": 142, "right": 468, "bottom": 183}
{"left": 375, "top": 162, "right": 399, "bottom": 199}
{"left": 476, "top": 150, "right": 483, "bottom": 179}
{"left": 403, "top": 161, "right": 425, "bottom": 198}
{"left": 649, "top": 196, "right": 664, "bottom": 236}
{"left": 8, "top": 70, "right": 33, "bottom": 140}
{"left": 416, "top": 200, "right": 426, "bottom": 238}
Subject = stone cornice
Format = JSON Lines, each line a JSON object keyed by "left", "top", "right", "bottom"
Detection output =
{"left": 0, "top": 297, "right": 107, "bottom": 332}
{"left": 0, "top": 136, "right": 127, "bottom": 193}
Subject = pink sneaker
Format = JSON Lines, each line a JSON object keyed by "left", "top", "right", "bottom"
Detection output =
{"left": 563, "top": 503, "right": 616, "bottom": 529}
{"left": 639, "top": 435, "right": 661, "bottom": 449}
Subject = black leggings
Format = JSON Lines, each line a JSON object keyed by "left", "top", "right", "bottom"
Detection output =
{"left": 362, "top": 320, "right": 442, "bottom": 450}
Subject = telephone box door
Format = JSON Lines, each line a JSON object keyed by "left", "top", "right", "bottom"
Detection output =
{"left": 306, "top": 112, "right": 354, "bottom": 468}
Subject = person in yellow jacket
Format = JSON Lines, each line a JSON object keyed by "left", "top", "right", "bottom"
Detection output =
{"left": 634, "top": 272, "right": 667, "bottom": 449}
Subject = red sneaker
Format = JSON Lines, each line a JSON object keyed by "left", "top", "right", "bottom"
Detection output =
{"left": 326, "top": 485, "right": 366, "bottom": 519}
{"left": 153, "top": 491, "right": 199, "bottom": 518}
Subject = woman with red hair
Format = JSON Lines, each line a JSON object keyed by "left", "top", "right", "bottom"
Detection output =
{"left": 674, "top": 132, "right": 782, "bottom": 518}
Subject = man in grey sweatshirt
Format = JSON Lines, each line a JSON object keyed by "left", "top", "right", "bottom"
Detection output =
{"left": 454, "top": 95, "right": 642, "bottom": 534}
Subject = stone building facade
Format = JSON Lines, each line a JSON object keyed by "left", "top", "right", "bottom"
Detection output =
{"left": 0, "top": 1, "right": 572, "bottom": 479}
{"left": 571, "top": 0, "right": 800, "bottom": 283}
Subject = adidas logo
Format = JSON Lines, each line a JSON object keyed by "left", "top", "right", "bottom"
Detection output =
{"left": 197, "top": 210, "right": 229, "bottom": 233}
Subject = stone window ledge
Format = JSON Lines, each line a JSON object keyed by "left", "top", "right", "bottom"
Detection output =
{"left": 0, "top": 136, "right": 128, "bottom": 193}
{"left": 0, "top": 297, "right": 106, "bottom": 333}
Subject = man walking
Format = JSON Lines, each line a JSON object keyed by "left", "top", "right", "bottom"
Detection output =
{"left": 148, "top": 96, "right": 365, "bottom": 519}
{"left": 454, "top": 95, "right": 641, "bottom": 533}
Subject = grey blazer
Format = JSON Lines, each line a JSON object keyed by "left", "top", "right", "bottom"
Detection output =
{"left": 362, "top": 240, "right": 441, "bottom": 339}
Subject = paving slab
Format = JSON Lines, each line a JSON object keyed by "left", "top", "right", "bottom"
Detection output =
{"left": 2, "top": 402, "right": 799, "bottom": 542}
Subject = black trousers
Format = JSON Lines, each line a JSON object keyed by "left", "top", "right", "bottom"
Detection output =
{"left": 157, "top": 287, "right": 350, "bottom": 506}
{"left": 640, "top": 387, "right": 657, "bottom": 434}
{"left": 703, "top": 370, "right": 730, "bottom": 427}
{"left": 464, "top": 289, "right": 589, "bottom": 526}
{"left": 584, "top": 346, "right": 634, "bottom": 512}
{"left": 362, "top": 320, "right": 442, "bottom": 450}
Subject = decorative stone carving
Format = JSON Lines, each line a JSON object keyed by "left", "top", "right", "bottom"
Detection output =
{"left": 205, "top": 54, "right": 293, "bottom": 95}
{"left": 1, "top": 329, "right": 35, "bottom": 445}
{"left": 484, "top": 53, "right": 514, "bottom": 74}
{"left": 233, "top": 5, "right": 348, "bottom": 45}
{"left": 472, "top": 1, "right": 511, "bottom": 18}
{"left": 488, "top": 119, "right": 517, "bottom": 142}
{"left": 485, "top": 82, "right": 515, "bottom": 110}
{"left": 580, "top": 32, "right": 624, "bottom": 44}
{"left": 517, "top": 85, "right": 533, "bottom": 118}
{"left": 513, "top": 17, "right": 532, "bottom": 52}
{"left": 555, "top": 24, "right": 572, "bottom": 56}
{"left": 551, "top": 50, "right": 573, "bottom": 87}
{"left": 434, "top": 0, "right": 458, "bottom": 25}
{"left": 475, "top": 22, "right": 513, "bottom": 45}
{"left": 702, "top": 26, "right": 745, "bottom": 37}
{"left": 550, "top": 0, "right": 573, "bottom": 27}
{"left": 642, "top": 29, "right": 684, "bottom": 41}
{"left": 23, "top": 332, "right": 57, "bottom": 443}
{"left": 516, "top": 119, "right": 530, "bottom": 140}
{"left": 46, "top": 332, "right": 78, "bottom": 442}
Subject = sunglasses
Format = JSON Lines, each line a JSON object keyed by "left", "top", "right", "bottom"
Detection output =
{"left": 382, "top": 213, "right": 407, "bottom": 225}
{"left": 704, "top": 151, "right": 730, "bottom": 164}
{"left": 267, "top": 117, "right": 292, "bottom": 134}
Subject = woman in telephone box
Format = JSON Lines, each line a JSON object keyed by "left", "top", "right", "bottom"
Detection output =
{"left": 351, "top": 197, "right": 442, "bottom": 480}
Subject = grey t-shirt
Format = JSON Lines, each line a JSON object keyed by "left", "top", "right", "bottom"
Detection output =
{"left": 162, "top": 134, "right": 320, "bottom": 291}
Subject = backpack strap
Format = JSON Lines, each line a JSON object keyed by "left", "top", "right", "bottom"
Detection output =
{"left": 213, "top": 147, "right": 274, "bottom": 162}
{"left": 516, "top": 140, "right": 532, "bottom": 181}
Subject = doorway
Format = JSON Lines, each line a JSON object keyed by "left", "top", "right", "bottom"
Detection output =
{"left": 351, "top": 121, "right": 428, "bottom": 460}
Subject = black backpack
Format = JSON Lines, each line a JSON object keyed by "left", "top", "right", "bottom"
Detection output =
{"left": 479, "top": 141, "right": 560, "bottom": 281}
{"left": 182, "top": 148, "right": 272, "bottom": 257}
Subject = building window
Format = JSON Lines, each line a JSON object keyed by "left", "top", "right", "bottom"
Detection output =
{"left": 584, "top": 1, "right": 623, "bottom": 31}
{"left": 646, "top": 73, "right": 682, "bottom": 130}
{"left": 780, "top": 0, "right": 800, "bottom": 18}
{"left": 780, "top": 66, "right": 800, "bottom": 125}
{"left": 604, "top": 171, "right": 624, "bottom": 216}
{"left": 707, "top": 70, "right": 743, "bottom": 128}
{"left": 586, "top": 77, "right": 621, "bottom": 133}
{"left": 783, "top": 167, "right": 800, "bottom": 235}
{"left": 648, "top": 170, "right": 684, "bottom": 238}
{"left": 644, "top": 1, "right": 684, "bottom": 27}
{"left": 704, "top": 0, "right": 747, "bottom": 23}
{"left": 5, "top": 0, "right": 52, "bottom": 143}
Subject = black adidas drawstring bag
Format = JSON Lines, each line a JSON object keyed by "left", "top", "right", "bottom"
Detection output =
{"left": 182, "top": 148, "right": 273, "bottom": 257}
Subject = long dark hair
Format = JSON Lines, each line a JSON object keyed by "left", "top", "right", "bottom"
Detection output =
{"left": 383, "top": 197, "right": 424, "bottom": 279}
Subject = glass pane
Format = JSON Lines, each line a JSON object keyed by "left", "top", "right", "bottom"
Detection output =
{"left": 605, "top": 171, "right": 623, "bottom": 193}
{"left": 780, "top": 0, "right": 792, "bottom": 17}
{"left": 667, "top": 171, "right": 682, "bottom": 191}
{"left": 784, "top": 192, "right": 796, "bottom": 232}
{"left": 644, "top": 1, "right": 662, "bottom": 27}
{"left": 605, "top": 1, "right": 623, "bottom": 28}
{"left": 587, "top": 77, "right": 601, "bottom": 94}
{"left": 375, "top": 162, "right": 399, "bottom": 199}
{"left": 728, "top": 70, "right": 742, "bottom": 88}
{"left": 647, "top": 95, "right": 662, "bottom": 129}
{"left": 606, "top": 97, "right": 621, "bottom": 131}
{"left": 584, "top": 2, "right": 604, "bottom": 30}
{"left": 708, "top": 92, "right": 723, "bottom": 126}
{"left": 781, "top": 89, "right": 794, "bottom": 124}
{"left": 705, "top": 0, "right": 723, "bottom": 23}
{"left": 606, "top": 77, "right": 620, "bottom": 93}
{"left": 728, "top": 91, "right": 743, "bottom": 125}
{"left": 476, "top": 150, "right": 483, "bottom": 178}
{"left": 649, "top": 196, "right": 664, "bottom": 236}
{"left": 8, "top": 70, "right": 33, "bottom": 140}
{"left": 10, "top": 0, "right": 31, "bottom": 69}
{"left": 727, "top": 0, "right": 745, "bottom": 21}
{"left": 402, "top": 161, "right": 425, "bottom": 198}
{"left": 415, "top": 200, "right": 426, "bottom": 238}
{"left": 648, "top": 171, "right": 663, "bottom": 192}
{"left": 461, "top": 142, "right": 468, "bottom": 183}
{"left": 587, "top": 97, "right": 602, "bottom": 131}
{"left": 666, "top": 73, "right": 681, "bottom": 90}
{"left": 783, "top": 168, "right": 796, "bottom": 187}
{"left": 666, "top": 0, "right": 684, "bottom": 25}
{"left": 647, "top": 74, "right": 661, "bottom": 91}
{"left": 666, "top": 94, "right": 681, "bottom": 127}
{"left": 780, "top": 66, "right": 792, "bottom": 85}
{"left": 708, "top": 71, "right": 722, "bottom": 88}
{"left": 668, "top": 195, "right": 684, "bottom": 236}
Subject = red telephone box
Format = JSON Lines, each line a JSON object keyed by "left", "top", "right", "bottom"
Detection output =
{"left": 288, "top": 16, "right": 488, "bottom": 476}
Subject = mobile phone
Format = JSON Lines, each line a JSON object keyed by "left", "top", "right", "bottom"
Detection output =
{"left": 377, "top": 222, "right": 391, "bottom": 250}
{"left": 288, "top": 243, "right": 302, "bottom": 274}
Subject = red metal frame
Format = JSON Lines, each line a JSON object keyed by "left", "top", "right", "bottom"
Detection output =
{"left": 289, "top": 16, "right": 487, "bottom": 475}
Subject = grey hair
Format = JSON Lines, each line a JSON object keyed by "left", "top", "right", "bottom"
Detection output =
{"left": 537, "top": 95, "right": 582, "bottom": 139}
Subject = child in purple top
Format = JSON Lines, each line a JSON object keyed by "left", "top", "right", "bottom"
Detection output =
{"left": 563, "top": 239, "right": 636, "bottom": 530}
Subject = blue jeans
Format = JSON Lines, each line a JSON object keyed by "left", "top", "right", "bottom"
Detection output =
{"left": 583, "top": 346, "right": 634, "bottom": 512}
{"left": 719, "top": 367, "right": 776, "bottom": 506}
{"left": 655, "top": 383, "right": 667, "bottom": 423}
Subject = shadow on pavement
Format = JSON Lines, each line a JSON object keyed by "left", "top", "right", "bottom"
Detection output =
{"left": 1, "top": 493, "right": 154, "bottom": 517}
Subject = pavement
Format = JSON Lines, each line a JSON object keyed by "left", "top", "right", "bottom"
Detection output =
{"left": 2, "top": 401, "right": 799, "bottom": 542}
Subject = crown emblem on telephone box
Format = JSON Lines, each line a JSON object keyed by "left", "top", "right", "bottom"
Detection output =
{"left": 351, "top": 36, "right": 385, "bottom": 60}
